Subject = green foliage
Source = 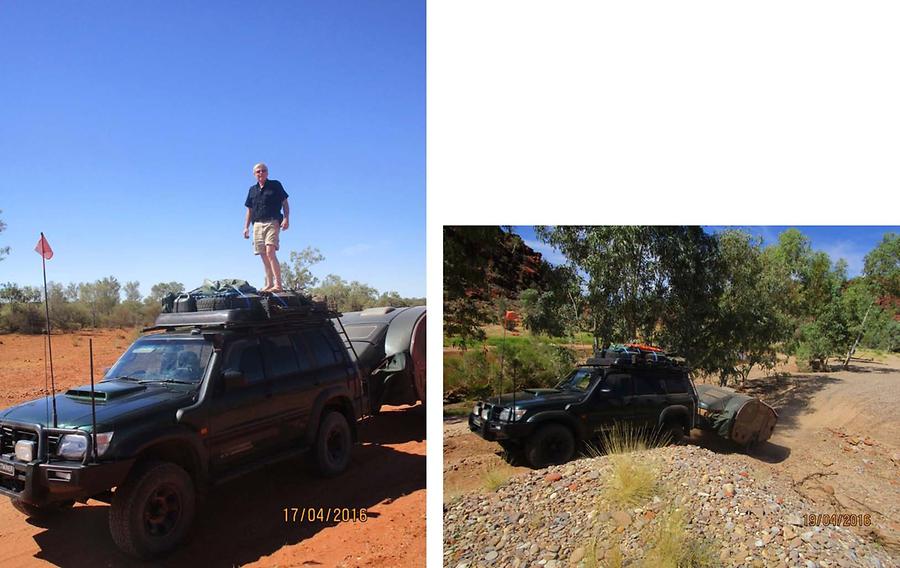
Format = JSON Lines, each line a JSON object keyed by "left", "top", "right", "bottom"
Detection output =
{"left": 704, "top": 230, "right": 785, "bottom": 385}
{"left": 796, "top": 289, "right": 851, "bottom": 370}
{"left": 443, "top": 348, "right": 493, "bottom": 400}
{"left": 123, "top": 281, "right": 141, "bottom": 303}
{"left": 312, "top": 274, "right": 378, "bottom": 312}
{"left": 537, "top": 226, "right": 722, "bottom": 358}
{"left": 0, "top": 282, "right": 42, "bottom": 304}
{"left": 0, "top": 303, "right": 44, "bottom": 333}
{"left": 279, "top": 246, "right": 325, "bottom": 291}
{"left": 77, "top": 277, "right": 121, "bottom": 327}
{"left": 519, "top": 287, "right": 566, "bottom": 337}
{"left": 864, "top": 232, "right": 899, "bottom": 297}
{"left": 146, "top": 281, "right": 185, "bottom": 304}
{"left": 443, "top": 337, "right": 576, "bottom": 400}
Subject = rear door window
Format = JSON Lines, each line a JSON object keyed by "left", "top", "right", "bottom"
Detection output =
{"left": 260, "top": 335, "right": 300, "bottom": 381}
{"left": 304, "top": 330, "right": 338, "bottom": 367}
{"left": 604, "top": 373, "right": 633, "bottom": 397}
{"left": 633, "top": 372, "right": 666, "bottom": 395}
{"left": 289, "top": 334, "right": 315, "bottom": 372}
{"left": 664, "top": 373, "right": 690, "bottom": 394}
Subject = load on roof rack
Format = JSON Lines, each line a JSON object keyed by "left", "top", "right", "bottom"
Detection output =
{"left": 584, "top": 343, "right": 680, "bottom": 368}
{"left": 147, "top": 296, "right": 340, "bottom": 331}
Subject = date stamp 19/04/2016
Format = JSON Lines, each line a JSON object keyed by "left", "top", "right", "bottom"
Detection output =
{"left": 803, "top": 513, "right": 871, "bottom": 527}
{"left": 283, "top": 507, "right": 368, "bottom": 523}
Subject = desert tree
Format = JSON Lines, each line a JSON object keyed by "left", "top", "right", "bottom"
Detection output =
{"left": 279, "top": 246, "right": 325, "bottom": 291}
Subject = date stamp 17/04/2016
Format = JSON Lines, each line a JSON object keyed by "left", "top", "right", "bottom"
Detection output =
{"left": 803, "top": 513, "right": 871, "bottom": 527}
{"left": 283, "top": 507, "right": 368, "bottom": 523}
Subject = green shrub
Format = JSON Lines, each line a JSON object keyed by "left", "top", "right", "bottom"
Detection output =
{"left": 443, "top": 337, "right": 576, "bottom": 400}
{"left": 0, "top": 303, "right": 45, "bottom": 333}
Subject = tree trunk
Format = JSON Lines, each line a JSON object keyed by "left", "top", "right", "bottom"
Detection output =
{"left": 843, "top": 301, "right": 874, "bottom": 369}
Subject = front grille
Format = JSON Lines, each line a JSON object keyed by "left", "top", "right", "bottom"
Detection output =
{"left": 0, "top": 425, "right": 39, "bottom": 455}
{"left": 46, "top": 434, "right": 61, "bottom": 456}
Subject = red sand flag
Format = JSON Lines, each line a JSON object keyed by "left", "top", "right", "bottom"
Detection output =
{"left": 34, "top": 233, "right": 53, "bottom": 259}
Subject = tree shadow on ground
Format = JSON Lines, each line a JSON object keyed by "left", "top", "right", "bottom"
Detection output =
{"left": 737, "top": 373, "right": 841, "bottom": 430}
{"left": 27, "top": 406, "right": 425, "bottom": 568}
{"left": 839, "top": 362, "right": 900, "bottom": 375}
{"left": 687, "top": 429, "right": 791, "bottom": 464}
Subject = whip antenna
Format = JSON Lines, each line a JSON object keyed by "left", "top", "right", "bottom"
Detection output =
{"left": 89, "top": 338, "right": 98, "bottom": 461}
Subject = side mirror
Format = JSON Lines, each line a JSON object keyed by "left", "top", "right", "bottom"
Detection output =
{"left": 223, "top": 369, "right": 246, "bottom": 390}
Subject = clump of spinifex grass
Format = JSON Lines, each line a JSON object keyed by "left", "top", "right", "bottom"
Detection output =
{"left": 600, "top": 420, "right": 670, "bottom": 455}
{"left": 482, "top": 466, "right": 511, "bottom": 492}
{"left": 588, "top": 421, "right": 667, "bottom": 507}
{"left": 643, "top": 506, "right": 717, "bottom": 568}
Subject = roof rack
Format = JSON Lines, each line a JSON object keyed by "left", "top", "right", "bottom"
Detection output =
{"left": 145, "top": 303, "right": 341, "bottom": 332}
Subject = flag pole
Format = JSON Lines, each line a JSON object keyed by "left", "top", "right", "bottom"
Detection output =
{"left": 39, "top": 232, "right": 58, "bottom": 428}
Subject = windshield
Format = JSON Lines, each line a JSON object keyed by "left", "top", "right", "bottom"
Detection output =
{"left": 103, "top": 337, "right": 213, "bottom": 384}
{"left": 555, "top": 368, "right": 598, "bottom": 391}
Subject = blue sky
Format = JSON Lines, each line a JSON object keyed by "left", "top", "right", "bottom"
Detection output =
{"left": 513, "top": 226, "right": 899, "bottom": 278}
{"left": 0, "top": 2, "right": 424, "bottom": 297}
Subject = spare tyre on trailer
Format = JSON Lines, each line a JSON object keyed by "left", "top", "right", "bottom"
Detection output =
{"left": 695, "top": 384, "right": 778, "bottom": 449}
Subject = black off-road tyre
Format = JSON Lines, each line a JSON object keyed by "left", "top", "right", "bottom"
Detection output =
{"left": 664, "top": 421, "right": 687, "bottom": 445}
{"left": 524, "top": 424, "right": 576, "bottom": 469}
{"left": 315, "top": 411, "right": 353, "bottom": 478}
{"left": 11, "top": 498, "right": 74, "bottom": 518}
{"left": 197, "top": 295, "right": 262, "bottom": 312}
{"left": 108, "top": 461, "right": 196, "bottom": 559}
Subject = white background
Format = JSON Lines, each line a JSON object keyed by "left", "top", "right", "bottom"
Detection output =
{"left": 426, "top": 1, "right": 898, "bottom": 565}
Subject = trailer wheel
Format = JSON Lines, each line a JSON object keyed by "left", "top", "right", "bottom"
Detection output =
{"left": 11, "top": 499, "right": 74, "bottom": 518}
{"left": 108, "top": 460, "right": 195, "bottom": 559}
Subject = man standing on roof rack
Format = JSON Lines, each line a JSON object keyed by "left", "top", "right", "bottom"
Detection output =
{"left": 243, "top": 162, "right": 290, "bottom": 292}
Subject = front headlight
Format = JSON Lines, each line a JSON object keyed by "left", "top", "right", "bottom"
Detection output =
{"left": 498, "top": 407, "right": 526, "bottom": 422}
{"left": 57, "top": 435, "right": 87, "bottom": 460}
{"left": 57, "top": 432, "right": 114, "bottom": 460}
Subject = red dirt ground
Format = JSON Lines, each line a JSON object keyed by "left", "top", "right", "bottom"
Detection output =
{"left": 0, "top": 330, "right": 426, "bottom": 567}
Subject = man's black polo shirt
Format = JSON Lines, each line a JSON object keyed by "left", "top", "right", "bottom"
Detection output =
{"left": 245, "top": 180, "right": 289, "bottom": 223}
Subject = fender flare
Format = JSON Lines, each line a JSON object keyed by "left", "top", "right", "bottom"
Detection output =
{"left": 115, "top": 427, "right": 208, "bottom": 484}
{"left": 526, "top": 411, "right": 587, "bottom": 441}
{"left": 658, "top": 405, "right": 692, "bottom": 430}
{"left": 304, "top": 385, "right": 359, "bottom": 446}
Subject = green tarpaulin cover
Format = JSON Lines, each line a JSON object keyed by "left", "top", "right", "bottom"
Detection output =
{"left": 696, "top": 384, "right": 756, "bottom": 439}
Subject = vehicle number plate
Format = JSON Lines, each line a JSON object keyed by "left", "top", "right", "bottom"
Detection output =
{"left": 0, "top": 462, "right": 14, "bottom": 476}
{"left": 472, "top": 415, "right": 482, "bottom": 427}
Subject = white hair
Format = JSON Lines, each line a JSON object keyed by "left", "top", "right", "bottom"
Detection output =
{"left": 253, "top": 162, "right": 268, "bottom": 173}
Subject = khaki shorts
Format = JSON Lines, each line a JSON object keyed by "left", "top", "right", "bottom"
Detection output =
{"left": 252, "top": 220, "right": 280, "bottom": 255}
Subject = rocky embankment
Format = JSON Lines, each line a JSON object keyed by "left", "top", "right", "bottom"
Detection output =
{"left": 444, "top": 445, "right": 896, "bottom": 568}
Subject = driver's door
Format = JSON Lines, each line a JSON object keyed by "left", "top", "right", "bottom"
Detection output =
{"left": 207, "top": 338, "right": 280, "bottom": 473}
{"left": 581, "top": 372, "right": 636, "bottom": 437}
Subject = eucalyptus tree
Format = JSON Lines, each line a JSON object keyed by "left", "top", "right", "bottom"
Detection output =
{"left": 536, "top": 226, "right": 722, "bottom": 363}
